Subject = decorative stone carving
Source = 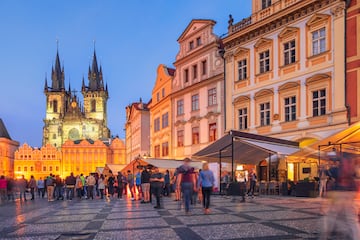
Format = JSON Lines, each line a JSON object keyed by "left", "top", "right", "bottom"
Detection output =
{"left": 331, "top": 3, "right": 345, "bottom": 18}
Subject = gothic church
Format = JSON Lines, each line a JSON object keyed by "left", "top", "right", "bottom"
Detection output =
{"left": 43, "top": 50, "right": 110, "bottom": 147}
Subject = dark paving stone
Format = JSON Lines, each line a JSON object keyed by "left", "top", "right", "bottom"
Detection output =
{"left": 158, "top": 210, "right": 172, "bottom": 216}
{"left": 84, "top": 220, "right": 104, "bottom": 230}
{"left": 231, "top": 235, "right": 301, "bottom": 240}
{"left": 261, "top": 222, "right": 307, "bottom": 234}
{"left": 216, "top": 207, "right": 233, "bottom": 213}
{"left": 163, "top": 217, "right": 183, "bottom": 225}
{"left": 173, "top": 227, "right": 203, "bottom": 240}
{"left": 233, "top": 212, "right": 260, "bottom": 221}
{"left": 57, "top": 232, "right": 96, "bottom": 240}
{"left": 95, "top": 213, "right": 108, "bottom": 219}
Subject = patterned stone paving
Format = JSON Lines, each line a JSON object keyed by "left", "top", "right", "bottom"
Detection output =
{"left": 0, "top": 195, "right": 339, "bottom": 239}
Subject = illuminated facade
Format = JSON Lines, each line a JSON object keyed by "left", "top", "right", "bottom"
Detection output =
{"left": 0, "top": 119, "right": 20, "bottom": 177}
{"left": 224, "top": 0, "right": 348, "bottom": 181}
{"left": 43, "top": 50, "right": 110, "bottom": 147}
{"left": 14, "top": 138, "right": 126, "bottom": 179}
{"left": 346, "top": 0, "right": 360, "bottom": 123}
{"left": 149, "top": 64, "right": 175, "bottom": 158}
{"left": 172, "top": 19, "right": 224, "bottom": 159}
{"left": 125, "top": 100, "right": 150, "bottom": 162}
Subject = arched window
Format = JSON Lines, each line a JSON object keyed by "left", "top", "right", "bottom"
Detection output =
{"left": 53, "top": 100, "right": 58, "bottom": 113}
{"left": 91, "top": 99, "right": 96, "bottom": 112}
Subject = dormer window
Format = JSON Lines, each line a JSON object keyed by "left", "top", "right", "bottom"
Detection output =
{"left": 189, "top": 41, "right": 194, "bottom": 50}
{"left": 262, "top": 0, "right": 271, "bottom": 9}
{"left": 196, "top": 37, "right": 202, "bottom": 46}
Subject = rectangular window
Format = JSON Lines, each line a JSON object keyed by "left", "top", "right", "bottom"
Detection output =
{"left": 154, "top": 117, "right": 160, "bottom": 132}
{"left": 237, "top": 59, "right": 247, "bottom": 80}
{"left": 202, "top": 60, "right": 207, "bottom": 75}
{"left": 196, "top": 37, "right": 202, "bottom": 46}
{"left": 192, "top": 65, "right": 197, "bottom": 80}
{"left": 238, "top": 108, "right": 248, "bottom": 130}
{"left": 177, "top": 99, "right": 184, "bottom": 115}
{"left": 162, "top": 142, "right": 169, "bottom": 156}
{"left": 30, "top": 166, "right": 33, "bottom": 171}
{"left": 189, "top": 41, "right": 194, "bottom": 50}
{"left": 192, "top": 127, "right": 199, "bottom": 144}
{"left": 209, "top": 123, "right": 217, "bottom": 142}
{"left": 162, "top": 88, "right": 165, "bottom": 97}
{"left": 56, "top": 166, "right": 59, "bottom": 172}
{"left": 284, "top": 96, "right": 296, "bottom": 122}
{"left": 18, "top": 166, "right": 21, "bottom": 171}
{"left": 262, "top": 0, "right": 272, "bottom": 9}
{"left": 43, "top": 166, "right": 46, "bottom": 172}
{"left": 162, "top": 112, "right": 169, "bottom": 128}
{"left": 260, "top": 102, "right": 271, "bottom": 126}
{"left": 154, "top": 145, "right": 160, "bottom": 158}
{"left": 312, "top": 89, "right": 326, "bottom": 117}
{"left": 208, "top": 88, "right": 217, "bottom": 106}
{"left": 184, "top": 69, "right": 189, "bottom": 83}
{"left": 53, "top": 100, "right": 58, "bottom": 113}
{"left": 284, "top": 40, "right": 296, "bottom": 65}
{"left": 156, "top": 92, "right": 160, "bottom": 102}
{"left": 259, "top": 50, "right": 270, "bottom": 73}
{"left": 312, "top": 28, "right": 326, "bottom": 55}
{"left": 177, "top": 130, "right": 184, "bottom": 147}
{"left": 191, "top": 94, "right": 199, "bottom": 111}
{"left": 24, "top": 166, "right": 27, "bottom": 172}
{"left": 49, "top": 166, "right": 53, "bottom": 171}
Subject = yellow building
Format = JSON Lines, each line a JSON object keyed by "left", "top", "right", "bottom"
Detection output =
{"left": 172, "top": 19, "right": 225, "bottom": 159}
{"left": 14, "top": 143, "right": 61, "bottom": 179}
{"left": 43, "top": 50, "right": 110, "bottom": 147}
{"left": 125, "top": 100, "right": 150, "bottom": 162}
{"left": 14, "top": 138, "right": 126, "bottom": 179}
{"left": 223, "top": 0, "right": 348, "bottom": 181}
{"left": 149, "top": 64, "right": 175, "bottom": 158}
{"left": 0, "top": 119, "right": 20, "bottom": 177}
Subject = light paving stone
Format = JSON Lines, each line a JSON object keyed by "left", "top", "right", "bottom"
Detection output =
{"left": 245, "top": 210, "right": 315, "bottom": 220}
{"left": 275, "top": 218, "right": 322, "bottom": 234}
{"left": 101, "top": 218, "right": 169, "bottom": 230}
{"left": 35, "top": 213, "right": 97, "bottom": 223}
{"left": 95, "top": 228, "right": 181, "bottom": 240}
{"left": 177, "top": 214, "right": 248, "bottom": 225}
{"left": 107, "top": 210, "right": 160, "bottom": 219}
{"left": 191, "top": 222, "right": 290, "bottom": 239}
{"left": 7, "top": 222, "right": 88, "bottom": 236}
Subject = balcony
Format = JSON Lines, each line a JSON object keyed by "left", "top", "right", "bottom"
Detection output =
{"left": 229, "top": 0, "right": 302, "bottom": 35}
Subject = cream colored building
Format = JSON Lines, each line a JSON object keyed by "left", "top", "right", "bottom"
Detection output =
{"left": 172, "top": 19, "right": 224, "bottom": 159}
{"left": 224, "top": 0, "right": 348, "bottom": 181}
{"left": 125, "top": 100, "right": 150, "bottom": 162}
{"left": 149, "top": 64, "right": 175, "bottom": 158}
{"left": 0, "top": 119, "right": 20, "bottom": 177}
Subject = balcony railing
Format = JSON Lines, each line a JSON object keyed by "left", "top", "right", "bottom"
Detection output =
{"left": 229, "top": 0, "right": 301, "bottom": 35}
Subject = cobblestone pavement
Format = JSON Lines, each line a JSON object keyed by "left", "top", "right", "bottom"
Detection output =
{"left": 0, "top": 195, "right": 339, "bottom": 239}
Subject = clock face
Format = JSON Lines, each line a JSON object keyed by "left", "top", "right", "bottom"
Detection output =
{"left": 68, "top": 128, "right": 80, "bottom": 140}
{"left": 71, "top": 101, "right": 77, "bottom": 108}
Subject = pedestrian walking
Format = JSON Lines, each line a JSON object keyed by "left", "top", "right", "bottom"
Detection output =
{"left": 86, "top": 174, "right": 96, "bottom": 200}
{"left": 164, "top": 170, "right": 170, "bottom": 197}
{"left": 98, "top": 174, "right": 105, "bottom": 199}
{"left": 55, "top": 175, "right": 64, "bottom": 200}
{"left": 247, "top": 169, "right": 257, "bottom": 198}
{"left": 177, "top": 158, "right": 197, "bottom": 214}
{"left": 150, "top": 167, "right": 164, "bottom": 209}
{"left": 46, "top": 174, "right": 55, "bottom": 201}
{"left": 198, "top": 163, "right": 215, "bottom": 214}
{"left": 75, "top": 175, "right": 83, "bottom": 199}
{"left": 0, "top": 176, "right": 7, "bottom": 203}
{"left": 37, "top": 177, "right": 45, "bottom": 198}
{"left": 65, "top": 173, "right": 76, "bottom": 200}
{"left": 28, "top": 175, "right": 37, "bottom": 200}
{"left": 116, "top": 172, "right": 124, "bottom": 200}
{"left": 141, "top": 168, "right": 151, "bottom": 203}
{"left": 319, "top": 165, "right": 330, "bottom": 198}
{"left": 127, "top": 170, "right": 135, "bottom": 200}
{"left": 7, "top": 178, "right": 15, "bottom": 201}
{"left": 18, "top": 175, "right": 28, "bottom": 201}
{"left": 135, "top": 171, "right": 141, "bottom": 200}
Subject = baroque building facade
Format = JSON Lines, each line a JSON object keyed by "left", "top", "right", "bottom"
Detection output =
{"left": 43, "top": 50, "right": 110, "bottom": 147}
{"left": 0, "top": 119, "right": 20, "bottom": 177}
{"left": 223, "top": 0, "right": 348, "bottom": 181}
{"left": 14, "top": 137, "right": 126, "bottom": 179}
{"left": 125, "top": 99, "right": 150, "bottom": 162}
{"left": 149, "top": 64, "right": 175, "bottom": 158}
{"left": 172, "top": 19, "right": 224, "bottom": 159}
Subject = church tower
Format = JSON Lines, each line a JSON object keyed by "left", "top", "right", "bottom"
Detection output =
{"left": 43, "top": 50, "right": 70, "bottom": 147}
{"left": 82, "top": 50, "right": 110, "bottom": 138}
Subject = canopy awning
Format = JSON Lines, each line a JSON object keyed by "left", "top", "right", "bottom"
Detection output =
{"left": 192, "top": 130, "right": 299, "bottom": 165}
{"left": 291, "top": 121, "right": 360, "bottom": 160}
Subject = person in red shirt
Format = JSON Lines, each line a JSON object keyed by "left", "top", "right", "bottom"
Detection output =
{"left": 0, "top": 175, "right": 7, "bottom": 203}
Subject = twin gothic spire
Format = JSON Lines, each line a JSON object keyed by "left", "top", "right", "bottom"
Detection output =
{"left": 45, "top": 49, "right": 106, "bottom": 93}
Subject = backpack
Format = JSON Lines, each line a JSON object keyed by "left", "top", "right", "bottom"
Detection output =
{"left": 46, "top": 177, "right": 53, "bottom": 186}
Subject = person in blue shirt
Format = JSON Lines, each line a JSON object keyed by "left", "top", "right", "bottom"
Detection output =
{"left": 198, "top": 163, "right": 215, "bottom": 214}
{"left": 135, "top": 171, "right": 141, "bottom": 200}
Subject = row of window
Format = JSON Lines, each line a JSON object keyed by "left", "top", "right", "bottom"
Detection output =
{"left": 189, "top": 36, "right": 202, "bottom": 51}
{"left": 237, "top": 27, "right": 326, "bottom": 81}
{"left": 176, "top": 88, "right": 217, "bottom": 115}
{"left": 184, "top": 60, "right": 207, "bottom": 83}
{"left": 156, "top": 88, "right": 166, "bottom": 102}
{"left": 176, "top": 123, "right": 217, "bottom": 147}
{"left": 17, "top": 166, "right": 59, "bottom": 172}
{"left": 154, "top": 142, "right": 169, "bottom": 158}
{"left": 237, "top": 89, "right": 326, "bottom": 129}
{"left": 18, "top": 154, "right": 57, "bottom": 159}
{"left": 154, "top": 112, "right": 169, "bottom": 132}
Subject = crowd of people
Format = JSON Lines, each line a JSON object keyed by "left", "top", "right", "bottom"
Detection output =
{"left": 0, "top": 158, "right": 216, "bottom": 215}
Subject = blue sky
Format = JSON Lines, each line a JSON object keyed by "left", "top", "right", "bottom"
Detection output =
{"left": 0, "top": 0, "right": 251, "bottom": 147}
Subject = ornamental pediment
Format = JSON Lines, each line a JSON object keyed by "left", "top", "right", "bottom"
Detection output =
{"left": 188, "top": 116, "right": 201, "bottom": 123}
{"left": 233, "top": 95, "right": 251, "bottom": 104}
{"left": 234, "top": 47, "right": 250, "bottom": 56}
{"left": 278, "top": 82, "right": 300, "bottom": 92}
{"left": 306, "top": 73, "right": 331, "bottom": 85}
{"left": 254, "top": 88, "right": 274, "bottom": 99}
{"left": 174, "top": 120, "right": 186, "bottom": 126}
{"left": 278, "top": 27, "right": 299, "bottom": 38}
{"left": 254, "top": 38, "right": 272, "bottom": 48}
{"left": 306, "top": 14, "right": 330, "bottom": 26}
{"left": 204, "top": 111, "right": 220, "bottom": 119}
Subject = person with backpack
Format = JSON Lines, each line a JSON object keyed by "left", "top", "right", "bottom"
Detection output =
{"left": 75, "top": 175, "right": 83, "bottom": 199}
{"left": 107, "top": 174, "right": 115, "bottom": 198}
{"left": 177, "top": 158, "right": 197, "bottom": 214}
{"left": 65, "top": 173, "right": 76, "bottom": 200}
{"left": 150, "top": 167, "right": 164, "bottom": 209}
{"left": 141, "top": 168, "right": 151, "bottom": 203}
{"left": 198, "top": 163, "right": 215, "bottom": 214}
{"left": 28, "top": 175, "right": 37, "bottom": 200}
